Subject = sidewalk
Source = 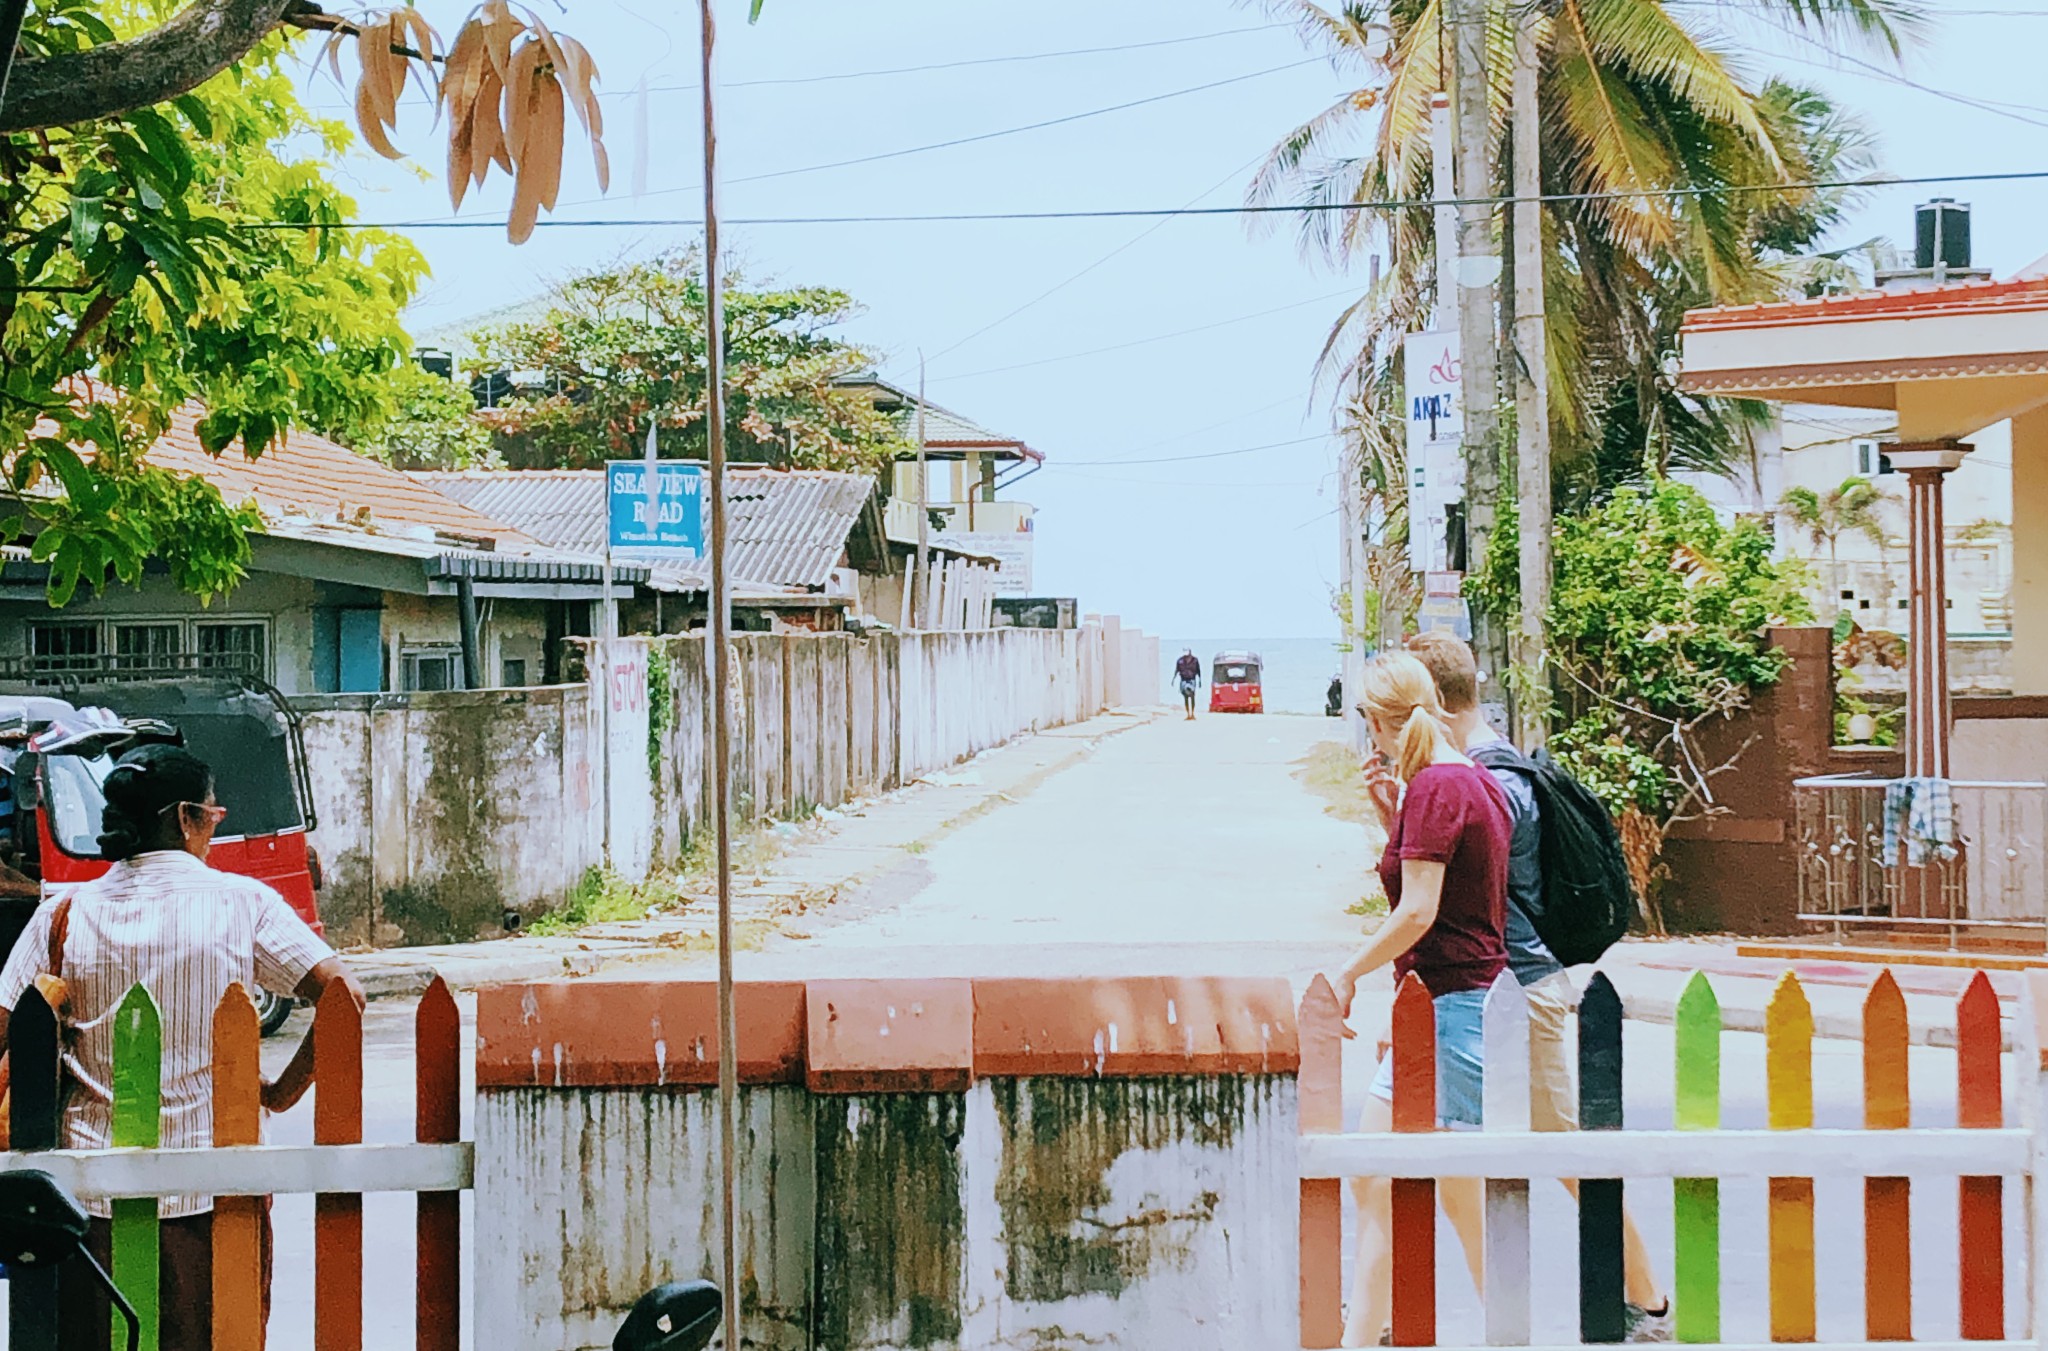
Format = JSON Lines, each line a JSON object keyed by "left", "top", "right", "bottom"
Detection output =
{"left": 1600, "top": 938, "right": 2033, "bottom": 1050}
{"left": 344, "top": 709, "right": 1158, "bottom": 998}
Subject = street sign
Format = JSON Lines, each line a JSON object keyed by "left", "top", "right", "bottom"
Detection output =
{"left": 1404, "top": 330, "right": 1465, "bottom": 573}
{"left": 607, "top": 460, "right": 705, "bottom": 552}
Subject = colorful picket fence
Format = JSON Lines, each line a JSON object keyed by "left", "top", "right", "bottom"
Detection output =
{"left": 1, "top": 977, "right": 467, "bottom": 1351}
{"left": 1297, "top": 967, "right": 2030, "bottom": 1351}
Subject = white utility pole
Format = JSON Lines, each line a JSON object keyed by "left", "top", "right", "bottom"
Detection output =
{"left": 915, "top": 354, "right": 931, "bottom": 631}
{"left": 1446, "top": 0, "right": 1506, "bottom": 722}
{"left": 1512, "top": 8, "right": 1553, "bottom": 748}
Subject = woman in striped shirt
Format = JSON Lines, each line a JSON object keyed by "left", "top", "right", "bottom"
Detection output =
{"left": 0, "top": 743, "right": 363, "bottom": 1351}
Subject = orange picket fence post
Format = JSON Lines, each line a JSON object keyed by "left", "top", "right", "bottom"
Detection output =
{"left": 314, "top": 977, "right": 365, "bottom": 1351}
{"left": 212, "top": 984, "right": 265, "bottom": 1351}
{"left": 1863, "top": 970, "right": 1911, "bottom": 1342}
{"left": 1388, "top": 973, "right": 1437, "bottom": 1349}
{"left": 1956, "top": 970, "right": 2004, "bottom": 1340}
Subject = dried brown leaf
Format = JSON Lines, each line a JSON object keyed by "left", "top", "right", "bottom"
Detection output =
{"left": 440, "top": 18, "right": 487, "bottom": 119}
{"left": 480, "top": 0, "right": 517, "bottom": 83}
{"left": 590, "top": 136, "right": 610, "bottom": 194}
{"left": 502, "top": 37, "right": 545, "bottom": 164}
{"left": 472, "top": 69, "right": 509, "bottom": 177}
{"left": 446, "top": 103, "right": 475, "bottom": 209}
{"left": 530, "top": 73, "right": 564, "bottom": 211}
{"left": 354, "top": 74, "right": 401, "bottom": 159}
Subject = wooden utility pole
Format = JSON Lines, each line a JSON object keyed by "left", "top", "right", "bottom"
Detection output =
{"left": 1512, "top": 4, "right": 1552, "bottom": 747}
{"left": 1446, "top": 0, "right": 1506, "bottom": 719}
{"left": 696, "top": 1, "right": 739, "bottom": 1347}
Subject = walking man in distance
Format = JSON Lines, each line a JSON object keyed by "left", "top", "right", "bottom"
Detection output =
{"left": 1175, "top": 649, "right": 1202, "bottom": 720}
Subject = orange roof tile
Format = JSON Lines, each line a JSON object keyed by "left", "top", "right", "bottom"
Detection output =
{"left": 135, "top": 406, "right": 533, "bottom": 545}
{"left": 1683, "top": 276, "right": 2048, "bottom": 333}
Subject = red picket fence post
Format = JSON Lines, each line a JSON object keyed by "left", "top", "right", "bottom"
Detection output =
{"left": 314, "top": 977, "right": 365, "bottom": 1351}
{"left": 1388, "top": 973, "right": 1437, "bottom": 1348}
{"left": 417, "top": 977, "right": 462, "bottom": 1351}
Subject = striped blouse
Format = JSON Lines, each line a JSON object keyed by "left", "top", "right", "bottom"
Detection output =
{"left": 0, "top": 850, "right": 333, "bottom": 1216}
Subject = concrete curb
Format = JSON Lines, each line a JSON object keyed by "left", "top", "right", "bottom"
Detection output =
{"left": 1619, "top": 989, "right": 2007, "bottom": 1052}
{"left": 345, "top": 709, "right": 1159, "bottom": 1000}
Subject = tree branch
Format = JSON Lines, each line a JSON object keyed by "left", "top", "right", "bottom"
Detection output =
{"left": 0, "top": 0, "right": 298, "bottom": 133}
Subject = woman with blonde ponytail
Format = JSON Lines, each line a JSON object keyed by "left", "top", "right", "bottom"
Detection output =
{"left": 1329, "top": 651, "right": 1514, "bottom": 1347}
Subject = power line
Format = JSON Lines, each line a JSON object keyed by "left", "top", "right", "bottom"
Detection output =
{"left": 550, "top": 57, "right": 1321, "bottom": 205}
{"left": 1054, "top": 432, "right": 1329, "bottom": 468}
{"left": 298, "top": 21, "right": 1296, "bottom": 112}
{"left": 933, "top": 289, "right": 1357, "bottom": 382}
{"left": 1751, "top": 13, "right": 2048, "bottom": 128}
{"left": 923, "top": 154, "right": 1263, "bottom": 365}
{"left": 217, "top": 166, "right": 2048, "bottom": 232}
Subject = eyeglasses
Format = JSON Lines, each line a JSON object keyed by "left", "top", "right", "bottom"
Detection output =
{"left": 160, "top": 801, "right": 228, "bottom": 828}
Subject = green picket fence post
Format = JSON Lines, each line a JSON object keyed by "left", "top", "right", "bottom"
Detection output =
{"left": 110, "top": 982, "right": 163, "bottom": 1351}
{"left": 1672, "top": 972, "right": 1722, "bottom": 1344}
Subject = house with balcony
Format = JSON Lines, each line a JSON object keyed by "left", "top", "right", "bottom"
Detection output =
{"left": 835, "top": 375, "right": 1044, "bottom": 598}
{"left": 1676, "top": 200, "right": 2048, "bottom": 956}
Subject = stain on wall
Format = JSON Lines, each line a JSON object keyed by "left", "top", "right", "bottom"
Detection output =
{"left": 813, "top": 1094, "right": 967, "bottom": 1349}
{"left": 987, "top": 1076, "right": 1248, "bottom": 1303}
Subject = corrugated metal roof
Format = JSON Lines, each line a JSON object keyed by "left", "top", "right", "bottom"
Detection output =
{"left": 413, "top": 467, "right": 872, "bottom": 592}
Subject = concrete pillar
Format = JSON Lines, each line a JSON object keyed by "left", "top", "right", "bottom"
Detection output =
{"left": 2014, "top": 406, "right": 2048, "bottom": 696}
{"left": 1101, "top": 614, "right": 1124, "bottom": 709}
{"left": 1886, "top": 439, "right": 1971, "bottom": 778}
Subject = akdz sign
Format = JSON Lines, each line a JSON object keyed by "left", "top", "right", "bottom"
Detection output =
{"left": 1403, "top": 330, "right": 1465, "bottom": 574}
{"left": 607, "top": 461, "right": 705, "bottom": 553}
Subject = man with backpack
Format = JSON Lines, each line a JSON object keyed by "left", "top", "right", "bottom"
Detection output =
{"left": 1174, "top": 650, "right": 1203, "bottom": 720}
{"left": 1406, "top": 633, "right": 1670, "bottom": 1340}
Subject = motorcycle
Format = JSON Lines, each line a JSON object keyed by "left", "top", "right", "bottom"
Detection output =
{"left": 0, "top": 1168, "right": 721, "bottom": 1351}
{"left": 1326, "top": 674, "right": 1344, "bottom": 717}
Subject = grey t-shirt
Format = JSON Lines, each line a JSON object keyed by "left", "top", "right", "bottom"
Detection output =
{"left": 1470, "top": 734, "right": 1564, "bottom": 985}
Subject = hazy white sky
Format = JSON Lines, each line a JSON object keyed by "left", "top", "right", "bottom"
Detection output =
{"left": 285, "top": 0, "right": 2048, "bottom": 641}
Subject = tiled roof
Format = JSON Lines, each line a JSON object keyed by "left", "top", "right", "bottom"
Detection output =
{"left": 137, "top": 405, "right": 537, "bottom": 549}
{"left": 835, "top": 373, "right": 1044, "bottom": 462}
{"left": 413, "top": 467, "right": 875, "bottom": 592}
{"left": 1682, "top": 276, "right": 2048, "bottom": 332}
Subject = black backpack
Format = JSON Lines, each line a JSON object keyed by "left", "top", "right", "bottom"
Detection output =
{"left": 1468, "top": 742, "right": 1635, "bottom": 966}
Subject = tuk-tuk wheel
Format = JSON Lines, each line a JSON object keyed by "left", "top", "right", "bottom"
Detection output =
{"left": 254, "top": 988, "right": 296, "bottom": 1037}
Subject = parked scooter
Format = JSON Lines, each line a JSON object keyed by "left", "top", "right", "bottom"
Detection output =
{"left": 0, "top": 1168, "right": 722, "bottom": 1351}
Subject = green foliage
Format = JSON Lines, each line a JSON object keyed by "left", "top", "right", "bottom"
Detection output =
{"left": 337, "top": 364, "right": 496, "bottom": 472}
{"left": 1475, "top": 479, "right": 1813, "bottom": 823}
{"left": 646, "top": 647, "right": 674, "bottom": 780}
{"left": 528, "top": 867, "right": 646, "bottom": 936}
{"left": 466, "top": 249, "right": 909, "bottom": 472}
{"left": 0, "top": 12, "right": 426, "bottom": 603}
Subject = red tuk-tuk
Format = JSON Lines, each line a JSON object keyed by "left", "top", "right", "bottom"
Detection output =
{"left": 1209, "top": 650, "right": 1264, "bottom": 714}
{"left": 0, "top": 660, "right": 323, "bottom": 1035}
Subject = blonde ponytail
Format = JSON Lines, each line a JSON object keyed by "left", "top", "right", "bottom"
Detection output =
{"left": 1358, "top": 651, "right": 1457, "bottom": 783}
{"left": 1395, "top": 704, "right": 1441, "bottom": 784}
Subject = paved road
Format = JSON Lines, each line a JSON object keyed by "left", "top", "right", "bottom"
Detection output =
{"left": 34, "top": 714, "right": 2017, "bottom": 1348}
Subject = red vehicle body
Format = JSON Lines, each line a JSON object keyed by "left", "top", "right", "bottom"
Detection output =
{"left": 0, "top": 666, "right": 323, "bottom": 1033}
{"left": 1208, "top": 651, "right": 1264, "bottom": 714}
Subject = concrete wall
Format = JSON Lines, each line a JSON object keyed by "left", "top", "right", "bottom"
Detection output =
{"left": 301, "top": 622, "right": 1140, "bottom": 943}
{"left": 472, "top": 976, "right": 1298, "bottom": 1351}
{"left": 299, "top": 685, "right": 600, "bottom": 946}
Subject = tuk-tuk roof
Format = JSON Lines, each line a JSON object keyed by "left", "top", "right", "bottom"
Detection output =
{"left": 1212, "top": 650, "right": 1262, "bottom": 666}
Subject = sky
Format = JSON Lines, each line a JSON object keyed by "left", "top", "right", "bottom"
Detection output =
{"left": 280, "top": 0, "right": 2048, "bottom": 642}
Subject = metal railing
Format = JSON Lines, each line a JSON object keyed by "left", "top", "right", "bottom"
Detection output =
{"left": 1791, "top": 773, "right": 2048, "bottom": 946}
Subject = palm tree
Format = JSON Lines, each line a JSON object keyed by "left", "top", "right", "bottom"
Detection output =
{"left": 1780, "top": 475, "right": 1889, "bottom": 619}
{"left": 1254, "top": 0, "right": 1915, "bottom": 485}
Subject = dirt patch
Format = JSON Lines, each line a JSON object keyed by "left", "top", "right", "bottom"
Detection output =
{"left": 1295, "top": 741, "right": 1387, "bottom": 916}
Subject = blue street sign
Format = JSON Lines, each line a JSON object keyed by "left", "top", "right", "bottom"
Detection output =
{"left": 607, "top": 460, "right": 705, "bottom": 552}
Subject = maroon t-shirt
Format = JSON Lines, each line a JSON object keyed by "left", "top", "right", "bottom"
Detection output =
{"left": 1378, "top": 761, "right": 1512, "bottom": 996}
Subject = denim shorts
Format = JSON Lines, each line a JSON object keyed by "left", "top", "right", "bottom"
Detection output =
{"left": 1368, "top": 986, "right": 1486, "bottom": 1127}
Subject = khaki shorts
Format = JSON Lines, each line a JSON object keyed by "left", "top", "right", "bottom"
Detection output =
{"left": 1525, "top": 970, "right": 1579, "bottom": 1132}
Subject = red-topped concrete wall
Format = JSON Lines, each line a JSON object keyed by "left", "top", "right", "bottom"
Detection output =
{"left": 472, "top": 975, "right": 1301, "bottom": 1351}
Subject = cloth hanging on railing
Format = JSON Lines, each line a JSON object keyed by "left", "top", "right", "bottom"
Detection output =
{"left": 1881, "top": 777, "right": 1958, "bottom": 866}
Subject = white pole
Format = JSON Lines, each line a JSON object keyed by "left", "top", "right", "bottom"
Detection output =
{"left": 697, "top": 2, "right": 739, "bottom": 1347}
{"left": 916, "top": 353, "right": 930, "bottom": 632}
{"left": 600, "top": 547, "right": 614, "bottom": 869}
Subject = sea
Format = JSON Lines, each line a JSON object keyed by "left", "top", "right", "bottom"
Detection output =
{"left": 1160, "top": 635, "right": 1350, "bottom": 715}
